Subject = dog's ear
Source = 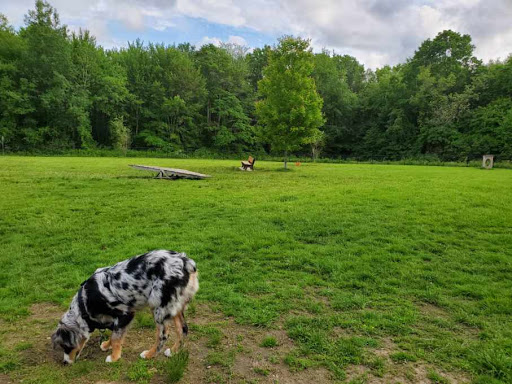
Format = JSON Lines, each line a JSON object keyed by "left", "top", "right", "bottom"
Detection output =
{"left": 51, "top": 328, "right": 63, "bottom": 350}
{"left": 51, "top": 326, "right": 75, "bottom": 350}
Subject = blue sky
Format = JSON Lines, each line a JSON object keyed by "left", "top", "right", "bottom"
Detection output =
{"left": 3, "top": 0, "right": 512, "bottom": 68}
{"left": 104, "top": 16, "right": 276, "bottom": 50}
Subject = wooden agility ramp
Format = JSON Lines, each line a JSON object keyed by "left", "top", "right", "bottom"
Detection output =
{"left": 129, "top": 164, "right": 211, "bottom": 180}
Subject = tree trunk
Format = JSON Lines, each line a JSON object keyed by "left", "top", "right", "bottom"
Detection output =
{"left": 284, "top": 150, "right": 288, "bottom": 169}
{"left": 207, "top": 99, "right": 211, "bottom": 124}
{"left": 135, "top": 107, "right": 139, "bottom": 136}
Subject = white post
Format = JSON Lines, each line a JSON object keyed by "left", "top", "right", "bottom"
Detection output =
{"left": 482, "top": 155, "right": 494, "bottom": 169}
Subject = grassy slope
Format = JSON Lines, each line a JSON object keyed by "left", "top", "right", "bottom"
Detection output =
{"left": 0, "top": 157, "right": 511, "bottom": 383}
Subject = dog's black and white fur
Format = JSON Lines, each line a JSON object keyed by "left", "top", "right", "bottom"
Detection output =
{"left": 51, "top": 250, "right": 199, "bottom": 364}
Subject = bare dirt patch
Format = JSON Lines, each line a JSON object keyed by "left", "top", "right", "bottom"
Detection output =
{"left": 1, "top": 302, "right": 333, "bottom": 384}
{"left": 1, "top": 302, "right": 474, "bottom": 383}
{"left": 180, "top": 303, "right": 332, "bottom": 384}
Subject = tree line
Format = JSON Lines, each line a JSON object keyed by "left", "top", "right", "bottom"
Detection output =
{"left": 1, "top": 1, "right": 511, "bottom": 161}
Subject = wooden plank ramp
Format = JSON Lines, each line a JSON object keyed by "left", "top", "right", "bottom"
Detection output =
{"left": 129, "top": 164, "right": 211, "bottom": 180}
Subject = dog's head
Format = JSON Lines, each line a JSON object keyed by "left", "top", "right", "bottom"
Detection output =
{"left": 51, "top": 323, "right": 81, "bottom": 364}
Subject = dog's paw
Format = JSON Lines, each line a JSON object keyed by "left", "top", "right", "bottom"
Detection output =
{"left": 105, "top": 355, "right": 113, "bottom": 363}
{"left": 63, "top": 354, "right": 74, "bottom": 364}
{"left": 164, "top": 348, "right": 172, "bottom": 357}
{"left": 100, "top": 341, "right": 111, "bottom": 351}
{"left": 140, "top": 350, "right": 149, "bottom": 359}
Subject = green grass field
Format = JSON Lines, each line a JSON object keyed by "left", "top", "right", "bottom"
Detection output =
{"left": 1, "top": 157, "right": 511, "bottom": 384}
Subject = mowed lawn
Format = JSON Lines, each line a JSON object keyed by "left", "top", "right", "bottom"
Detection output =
{"left": 1, "top": 157, "right": 511, "bottom": 384}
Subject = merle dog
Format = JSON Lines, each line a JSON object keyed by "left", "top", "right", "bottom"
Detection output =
{"left": 51, "top": 250, "right": 199, "bottom": 364}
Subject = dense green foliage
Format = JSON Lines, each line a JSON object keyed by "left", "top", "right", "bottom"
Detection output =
{"left": 1, "top": 1, "right": 511, "bottom": 162}
{"left": 1, "top": 157, "right": 511, "bottom": 383}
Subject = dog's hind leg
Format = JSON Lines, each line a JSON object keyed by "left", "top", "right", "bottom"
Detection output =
{"left": 180, "top": 311, "right": 188, "bottom": 336}
{"left": 172, "top": 314, "right": 184, "bottom": 352}
{"left": 140, "top": 322, "right": 169, "bottom": 359}
{"left": 164, "top": 314, "right": 184, "bottom": 357}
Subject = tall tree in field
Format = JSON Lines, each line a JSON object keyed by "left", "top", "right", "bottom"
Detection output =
{"left": 256, "top": 36, "right": 324, "bottom": 168}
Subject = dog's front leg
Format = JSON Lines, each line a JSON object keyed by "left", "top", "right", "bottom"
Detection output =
{"left": 105, "top": 329, "right": 127, "bottom": 363}
{"left": 100, "top": 337, "right": 111, "bottom": 351}
{"left": 66, "top": 337, "right": 88, "bottom": 364}
{"left": 75, "top": 337, "right": 89, "bottom": 361}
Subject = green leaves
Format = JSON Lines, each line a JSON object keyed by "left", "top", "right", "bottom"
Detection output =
{"left": 109, "top": 116, "right": 129, "bottom": 152}
{"left": 0, "top": 2, "right": 511, "bottom": 162}
{"left": 256, "top": 36, "right": 324, "bottom": 166}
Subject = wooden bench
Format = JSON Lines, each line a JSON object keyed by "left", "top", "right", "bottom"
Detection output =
{"left": 241, "top": 156, "right": 255, "bottom": 171}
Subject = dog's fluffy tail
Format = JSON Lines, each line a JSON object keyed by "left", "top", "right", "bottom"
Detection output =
{"left": 183, "top": 255, "right": 197, "bottom": 273}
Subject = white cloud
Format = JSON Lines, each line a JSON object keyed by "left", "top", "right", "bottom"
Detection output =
{"left": 3, "top": 0, "right": 512, "bottom": 68}
{"left": 227, "top": 35, "right": 248, "bottom": 46}
{"left": 176, "top": 0, "right": 246, "bottom": 27}
{"left": 2, "top": 0, "right": 34, "bottom": 26}
{"left": 273, "top": 0, "right": 512, "bottom": 67}
{"left": 198, "top": 36, "right": 222, "bottom": 46}
{"left": 197, "top": 35, "right": 248, "bottom": 47}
